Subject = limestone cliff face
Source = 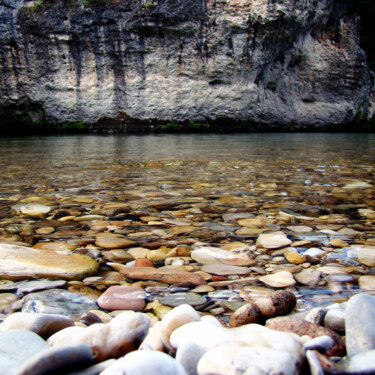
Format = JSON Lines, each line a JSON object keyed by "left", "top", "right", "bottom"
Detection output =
{"left": 0, "top": 0, "right": 373, "bottom": 130}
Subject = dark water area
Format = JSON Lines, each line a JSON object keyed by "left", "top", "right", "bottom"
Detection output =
{"left": 0, "top": 133, "right": 374, "bottom": 317}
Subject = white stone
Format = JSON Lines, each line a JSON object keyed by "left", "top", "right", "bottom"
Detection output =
{"left": 303, "top": 248, "right": 325, "bottom": 258}
{"left": 191, "top": 247, "right": 254, "bottom": 266}
{"left": 100, "top": 350, "right": 187, "bottom": 375}
{"left": 256, "top": 231, "right": 292, "bottom": 249}
{"left": 259, "top": 270, "right": 296, "bottom": 288}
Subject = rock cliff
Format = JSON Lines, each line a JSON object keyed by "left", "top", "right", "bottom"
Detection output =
{"left": 0, "top": 0, "right": 373, "bottom": 131}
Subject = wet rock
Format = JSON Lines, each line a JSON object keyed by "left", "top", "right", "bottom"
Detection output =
{"left": 14, "top": 343, "right": 94, "bottom": 375}
{"left": 345, "top": 293, "right": 375, "bottom": 356}
{"left": 97, "top": 285, "right": 146, "bottom": 311}
{"left": 48, "top": 312, "right": 151, "bottom": 362}
{"left": 328, "top": 350, "right": 375, "bottom": 374}
{"left": 324, "top": 307, "right": 345, "bottom": 334}
{"left": 127, "top": 247, "right": 150, "bottom": 259}
{"left": 229, "top": 302, "right": 262, "bottom": 327}
{"left": 256, "top": 231, "right": 292, "bottom": 249}
{"left": 160, "top": 304, "right": 201, "bottom": 350}
{"left": 95, "top": 233, "right": 135, "bottom": 249}
{"left": 259, "top": 270, "right": 296, "bottom": 288}
{"left": 201, "top": 264, "right": 251, "bottom": 276}
{"left": 157, "top": 292, "right": 206, "bottom": 308}
{"left": 18, "top": 203, "right": 52, "bottom": 216}
{"left": 176, "top": 340, "right": 206, "bottom": 375}
{"left": 68, "top": 285, "right": 102, "bottom": 301}
{"left": 0, "top": 244, "right": 99, "bottom": 281}
{"left": 33, "top": 241, "right": 76, "bottom": 252}
{"left": 0, "top": 329, "right": 50, "bottom": 375}
{"left": 255, "top": 290, "right": 296, "bottom": 317}
{"left": 359, "top": 275, "right": 375, "bottom": 291}
{"left": 294, "top": 269, "right": 322, "bottom": 286}
{"left": 352, "top": 245, "right": 375, "bottom": 267}
{"left": 100, "top": 350, "right": 186, "bottom": 375}
{"left": 287, "top": 226, "right": 313, "bottom": 233}
{"left": 191, "top": 247, "right": 255, "bottom": 266}
{"left": 284, "top": 251, "right": 307, "bottom": 264}
{"left": 306, "top": 350, "right": 324, "bottom": 375}
{"left": 0, "top": 312, "right": 74, "bottom": 339}
{"left": 265, "top": 317, "right": 346, "bottom": 357}
{"left": 21, "top": 289, "right": 98, "bottom": 320}
{"left": 12, "top": 278, "right": 67, "bottom": 294}
{"left": 303, "top": 248, "right": 325, "bottom": 258}
{"left": 108, "top": 264, "right": 206, "bottom": 286}
{"left": 135, "top": 258, "right": 155, "bottom": 267}
{"left": 102, "top": 249, "right": 134, "bottom": 263}
{"left": 305, "top": 307, "right": 328, "bottom": 326}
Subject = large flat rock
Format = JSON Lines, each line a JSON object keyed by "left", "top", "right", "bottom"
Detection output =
{"left": 0, "top": 244, "right": 99, "bottom": 281}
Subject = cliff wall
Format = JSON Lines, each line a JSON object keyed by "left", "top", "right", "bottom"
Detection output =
{"left": 0, "top": 0, "right": 373, "bottom": 131}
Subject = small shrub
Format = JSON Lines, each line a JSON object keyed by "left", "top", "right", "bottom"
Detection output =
{"left": 160, "top": 121, "right": 181, "bottom": 133}
{"left": 188, "top": 120, "right": 211, "bottom": 132}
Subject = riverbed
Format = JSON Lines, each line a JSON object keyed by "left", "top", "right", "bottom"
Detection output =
{"left": 0, "top": 133, "right": 374, "bottom": 321}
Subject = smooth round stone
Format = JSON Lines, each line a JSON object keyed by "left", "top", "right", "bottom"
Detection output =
{"left": 0, "top": 329, "right": 50, "bottom": 375}
{"left": 95, "top": 233, "right": 135, "bottom": 249}
{"left": 303, "top": 248, "right": 325, "bottom": 258}
{"left": 101, "top": 350, "right": 186, "bottom": 375}
{"left": 97, "top": 285, "right": 146, "bottom": 311}
{"left": 294, "top": 269, "right": 322, "bottom": 286}
{"left": 0, "top": 293, "right": 19, "bottom": 314}
{"left": 287, "top": 226, "right": 313, "bottom": 233}
{"left": 157, "top": 292, "right": 206, "bottom": 308}
{"left": 330, "top": 239, "right": 349, "bottom": 248}
{"left": 359, "top": 276, "right": 375, "bottom": 291}
{"left": 160, "top": 304, "right": 201, "bottom": 350}
{"left": 21, "top": 289, "right": 98, "bottom": 320}
{"left": 343, "top": 181, "right": 372, "bottom": 189}
{"left": 201, "top": 264, "right": 251, "bottom": 276}
{"left": 35, "top": 227, "right": 55, "bottom": 234}
{"left": 103, "top": 250, "right": 134, "bottom": 263}
{"left": 144, "top": 300, "right": 172, "bottom": 320}
{"left": 256, "top": 231, "right": 292, "bottom": 250}
{"left": 328, "top": 349, "right": 375, "bottom": 374}
{"left": 176, "top": 340, "right": 206, "bottom": 375}
{"left": 0, "top": 244, "right": 99, "bottom": 281}
{"left": 170, "top": 321, "right": 230, "bottom": 352}
{"left": 135, "top": 258, "right": 155, "bottom": 267}
{"left": 48, "top": 312, "right": 151, "bottom": 362}
{"left": 229, "top": 302, "right": 262, "bottom": 327}
{"left": 68, "top": 285, "right": 102, "bottom": 301}
{"left": 358, "top": 208, "right": 375, "bottom": 220}
{"left": 127, "top": 247, "right": 150, "bottom": 259}
{"left": 266, "top": 317, "right": 346, "bottom": 357}
{"left": 284, "top": 251, "right": 307, "bottom": 264}
{"left": 19, "top": 203, "right": 52, "bottom": 216}
{"left": 191, "top": 247, "right": 255, "bottom": 266}
{"left": 14, "top": 343, "right": 94, "bottom": 375}
{"left": 324, "top": 308, "right": 345, "bottom": 334}
{"left": 0, "top": 312, "right": 74, "bottom": 338}
{"left": 259, "top": 270, "right": 296, "bottom": 288}
{"left": 352, "top": 245, "right": 375, "bottom": 267}
{"left": 345, "top": 293, "right": 375, "bottom": 356}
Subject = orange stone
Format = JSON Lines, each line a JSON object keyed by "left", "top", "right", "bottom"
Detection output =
{"left": 135, "top": 258, "right": 155, "bottom": 268}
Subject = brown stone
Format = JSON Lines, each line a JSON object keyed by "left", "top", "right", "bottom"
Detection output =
{"left": 95, "top": 233, "right": 135, "bottom": 249}
{"left": 135, "top": 258, "right": 155, "bottom": 268}
{"left": 97, "top": 285, "right": 146, "bottom": 311}
{"left": 265, "top": 317, "right": 346, "bottom": 357}
{"left": 229, "top": 302, "right": 262, "bottom": 327}
{"left": 108, "top": 265, "right": 206, "bottom": 286}
{"left": 255, "top": 290, "right": 296, "bottom": 317}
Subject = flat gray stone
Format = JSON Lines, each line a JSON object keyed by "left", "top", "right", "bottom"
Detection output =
{"left": 201, "top": 264, "right": 251, "bottom": 276}
{"left": 21, "top": 289, "right": 98, "bottom": 320}
{"left": 157, "top": 292, "right": 207, "bottom": 307}
{"left": 0, "top": 330, "right": 49, "bottom": 375}
{"left": 14, "top": 343, "right": 94, "bottom": 375}
{"left": 345, "top": 293, "right": 375, "bottom": 355}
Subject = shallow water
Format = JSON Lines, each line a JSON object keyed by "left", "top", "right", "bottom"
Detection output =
{"left": 0, "top": 133, "right": 375, "bottom": 315}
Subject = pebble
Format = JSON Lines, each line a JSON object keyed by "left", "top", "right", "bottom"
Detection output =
{"left": 265, "top": 316, "right": 346, "bottom": 357}
{"left": 327, "top": 349, "right": 375, "bottom": 374}
{"left": 284, "top": 251, "right": 307, "bottom": 264}
{"left": 0, "top": 312, "right": 74, "bottom": 338}
{"left": 97, "top": 285, "right": 146, "bottom": 311}
{"left": 48, "top": 312, "right": 151, "bottom": 362}
{"left": 256, "top": 231, "right": 292, "bottom": 249}
{"left": 304, "top": 336, "right": 334, "bottom": 353}
{"left": 324, "top": 307, "right": 346, "bottom": 334}
{"left": 259, "top": 270, "right": 296, "bottom": 288}
{"left": 201, "top": 263, "right": 251, "bottom": 276}
{"left": 21, "top": 289, "right": 98, "bottom": 319}
{"left": 352, "top": 245, "right": 375, "bottom": 267}
{"left": 306, "top": 350, "right": 324, "bottom": 375}
{"left": 157, "top": 292, "right": 206, "bottom": 307}
{"left": 358, "top": 275, "right": 375, "bottom": 291}
{"left": 294, "top": 269, "right": 322, "bottom": 286}
{"left": 19, "top": 203, "right": 52, "bottom": 216}
{"left": 345, "top": 293, "right": 375, "bottom": 356}
{"left": 0, "top": 244, "right": 99, "bottom": 281}
{"left": 95, "top": 233, "right": 135, "bottom": 249}
{"left": 0, "top": 293, "right": 19, "bottom": 314}
{"left": 100, "top": 350, "right": 187, "bottom": 375}
{"left": 191, "top": 247, "right": 255, "bottom": 266}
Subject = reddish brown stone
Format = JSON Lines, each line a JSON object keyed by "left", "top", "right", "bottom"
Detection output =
{"left": 210, "top": 276, "right": 228, "bottom": 282}
{"left": 265, "top": 317, "right": 346, "bottom": 357}
{"left": 229, "top": 302, "right": 262, "bottom": 327}
{"left": 135, "top": 258, "right": 155, "bottom": 268}
{"left": 97, "top": 285, "right": 146, "bottom": 311}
